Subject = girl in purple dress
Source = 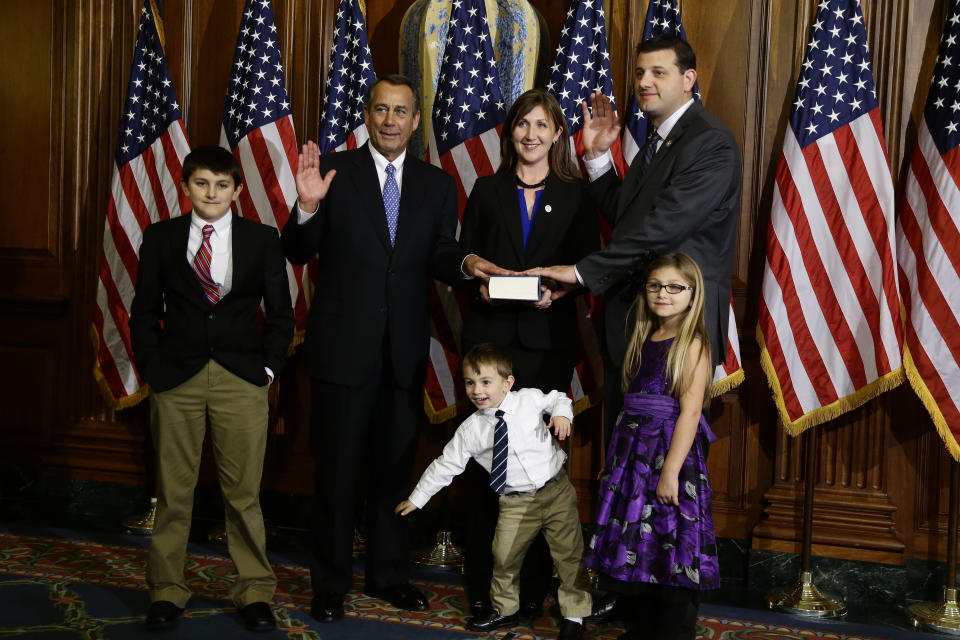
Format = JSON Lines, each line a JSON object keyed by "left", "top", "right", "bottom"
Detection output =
{"left": 586, "top": 252, "right": 718, "bottom": 640}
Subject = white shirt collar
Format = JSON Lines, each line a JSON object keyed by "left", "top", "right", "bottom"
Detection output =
{"left": 369, "top": 144, "right": 406, "bottom": 173}
{"left": 653, "top": 97, "right": 695, "bottom": 143}
{"left": 191, "top": 211, "right": 232, "bottom": 236}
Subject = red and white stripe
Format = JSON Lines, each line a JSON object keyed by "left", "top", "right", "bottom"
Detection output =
{"left": 898, "top": 119, "right": 960, "bottom": 456}
{"left": 711, "top": 295, "right": 744, "bottom": 398}
{"left": 333, "top": 125, "right": 369, "bottom": 153}
{"left": 758, "top": 109, "right": 903, "bottom": 434}
{"left": 427, "top": 126, "right": 503, "bottom": 216}
{"left": 220, "top": 116, "right": 310, "bottom": 332}
{"left": 93, "top": 122, "right": 191, "bottom": 407}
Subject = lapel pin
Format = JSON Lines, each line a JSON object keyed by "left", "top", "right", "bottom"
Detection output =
{"left": 544, "top": 204, "right": 552, "bottom": 213}
{"left": 665, "top": 140, "right": 673, "bottom": 148}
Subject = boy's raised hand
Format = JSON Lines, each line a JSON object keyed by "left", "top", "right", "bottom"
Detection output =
{"left": 295, "top": 140, "right": 337, "bottom": 213}
{"left": 395, "top": 500, "right": 418, "bottom": 516}
{"left": 548, "top": 416, "right": 572, "bottom": 441}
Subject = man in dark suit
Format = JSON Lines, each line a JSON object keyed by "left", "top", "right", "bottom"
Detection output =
{"left": 281, "top": 74, "right": 500, "bottom": 623}
{"left": 130, "top": 145, "right": 294, "bottom": 632}
{"left": 531, "top": 34, "right": 740, "bottom": 637}
{"left": 533, "top": 34, "right": 740, "bottom": 433}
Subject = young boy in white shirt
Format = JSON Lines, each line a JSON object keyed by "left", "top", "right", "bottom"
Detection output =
{"left": 396, "top": 343, "right": 591, "bottom": 640}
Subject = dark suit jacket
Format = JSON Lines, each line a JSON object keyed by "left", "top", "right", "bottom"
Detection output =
{"left": 281, "top": 143, "right": 467, "bottom": 388}
{"left": 129, "top": 213, "right": 294, "bottom": 392}
{"left": 578, "top": 100, "right": 741, "bottom": 367}
{"left": 459, "top": 171, "right": 598, "bottom": 353}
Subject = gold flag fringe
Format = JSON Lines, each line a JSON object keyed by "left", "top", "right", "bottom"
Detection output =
{"left": 710, "top": 368, "right": 745, "bottom": 399}
{"left": 756, "top": 327, "right": 904, "bottom": 436}
{"left": 902, "top": 344, "right": 960, "bottom": 462}
{"left": 89, "top": 323, "right": 149, "bottom": 410}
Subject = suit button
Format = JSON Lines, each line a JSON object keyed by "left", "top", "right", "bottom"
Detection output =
{"left": 208, "top": 347, "right": 214, "bottom": 354}
{"left": 208, "top": 313, "right": 215, "bottom": 320}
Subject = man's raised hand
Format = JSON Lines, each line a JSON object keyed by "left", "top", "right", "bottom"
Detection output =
{"left": 581, "top": 92, "right": 622, "bottom": 160}
{"left": 295, "top": 141, "right": 337, "bottom": 213}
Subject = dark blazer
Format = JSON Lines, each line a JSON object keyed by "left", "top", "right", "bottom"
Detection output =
{"left": 578, "top": 100, "right": 741, "bottom": 367}
{"left": 130, "top": 213, "right": 294, "bottom": 392}
{"left": 282, "top": 143, "right": 467, "bottom": 388}
{"left": 459, "top": 171, "right": 598, "bottom": 352}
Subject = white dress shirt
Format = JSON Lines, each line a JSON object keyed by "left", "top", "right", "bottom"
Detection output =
{"left": 407, "top": 388, "right": 574, "bottom": 509}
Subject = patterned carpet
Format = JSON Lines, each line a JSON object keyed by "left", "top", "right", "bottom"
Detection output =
{"left": 0, "top": 530, "right": 924, "bottom": 639}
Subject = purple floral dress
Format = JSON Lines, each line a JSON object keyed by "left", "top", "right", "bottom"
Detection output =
{"left": 586, "top": 337, "right": 719, "bottom": 591}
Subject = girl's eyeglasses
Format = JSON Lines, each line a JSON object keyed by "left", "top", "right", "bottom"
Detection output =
{"left": 645, "top": 282, "right": 694, "bottom": 294}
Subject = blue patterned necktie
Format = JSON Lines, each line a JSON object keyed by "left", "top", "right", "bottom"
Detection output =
{"left": 383, "top": 162, "right": 400, "bottom": 245}
{"left": 489, "top": 409, "right": 508, "bottom": 495}
{"left": 642, "top": 129, "right": 662, "bottom": 167}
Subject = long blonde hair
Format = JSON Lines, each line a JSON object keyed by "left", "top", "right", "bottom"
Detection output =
{"left": 620, "top": 252, "right": 710, "bottom": 403}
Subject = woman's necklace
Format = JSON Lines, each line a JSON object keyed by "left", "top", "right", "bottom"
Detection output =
{"left": 515, "top": 174, "right": 547, "bottom": 189}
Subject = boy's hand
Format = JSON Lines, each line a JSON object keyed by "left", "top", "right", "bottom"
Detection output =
{"left": 395, "top": 500, "right": 418, "bottom": 516}
{"left": 655, "top": 472, "right": 680, "bottom": 506}
{"left": 548, "top": 416, "right": 572, "bottom": 441}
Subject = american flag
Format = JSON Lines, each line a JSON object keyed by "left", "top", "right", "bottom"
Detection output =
{"left": 423, "top": 0, "right": 507, "bottom": 422}
{"left": 319, "top": 0, "right": 376, "bottom": 154}
{"left": 757, "top": 0, "right": 903, "bottom": 435}
{"left": 898, "top": 0, "right": 960, "bottom": 459}
{"left": 621, "top": 0, "right": 700, "bottom": 165}
{"left": 220, "top": 0, "right": 307, "bottom": 334}
{"left": 546, "top": 0, "right": 628, "bottom": 179}
{"left": 92, "top": 0, "right": 190, "bottom": 408}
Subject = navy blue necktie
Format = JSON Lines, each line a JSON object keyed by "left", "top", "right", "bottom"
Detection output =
{"left": 642, "top": 130, "right": 661, "bottom": 167}
{"left": 489, "top": 409, "right": 508, "bottom": 495}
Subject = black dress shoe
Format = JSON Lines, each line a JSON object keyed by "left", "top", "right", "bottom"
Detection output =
{"left": 586, "top": 591, "right": 619, "bottom": 623}
{"left": 145, "top": 600, "right": 184, "bottom": 631}
{"left": 470, "top": 600, "right": 493, "bottom": 617}
{"left": 519, "top": 600, "right": 542, "bottom": 621}
{"left": 365, "top": 584, "right": 429, "bottom": 611}
{"left": 558, "top": 619, "right": 585, "bottom": 640}
{"left": 310, "top": 592, "right": 345, "bottom": 622}
{"left": 239, "top": 602, "right": 276, "bottom": 632}
{"left": 466, "top": 609, "right": 519, "bottom": 631}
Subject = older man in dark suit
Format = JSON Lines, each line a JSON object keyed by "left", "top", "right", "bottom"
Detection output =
{"left": 281, "top": 74, "right": 500, "bottom": 623}
{"left": 531, "top": 34, "right": 740, "bottom": 639}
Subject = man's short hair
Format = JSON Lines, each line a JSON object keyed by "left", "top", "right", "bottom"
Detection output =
{"left": 181, "top": 145, "right": 242, "bottom": 187}
{"left": 462, "top": 343, "right": 513, "bottom": 379}
{"left": 366, "top": 74, "right": 420, "bottom": 113}
{"left": 636, "top": 34, "right": 696, "bottom": 72}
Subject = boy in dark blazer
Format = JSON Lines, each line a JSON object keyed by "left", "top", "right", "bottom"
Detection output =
{"left": 129, "top": 145, "right": 294, "bottom": 632}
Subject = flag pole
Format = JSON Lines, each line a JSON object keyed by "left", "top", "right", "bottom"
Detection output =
{"left": 765, "top": 425, "right": 846, "bottom": 618}
{"left": 905, "top": 458, "right": 960, "bottom": 633}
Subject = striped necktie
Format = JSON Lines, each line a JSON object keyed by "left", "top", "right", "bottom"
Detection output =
{"left": 192, "top": 224, "right": 220, "bottom": 305}
{"left": 642, "top": 129, "right": 662, "bottom": 167}
{"left": 489, "top": 409, "right": 508, "bottom": 495}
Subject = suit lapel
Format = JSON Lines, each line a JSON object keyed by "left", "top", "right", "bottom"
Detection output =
{"left": 223, "top": 213, "right": 246, "bottom": 300}
{"left": 174, "top": 214, "right": 206, "bottom": 298}
{"left": 524, "top": 173, "right": 562, "bottom": 264}
{"left": 619, "top": 101, "right": 703, "bottom": 215}
{"left": 353, "top": 144, "right": 391, "bottom": 252}
{"left": 494, "top": 172, "right": 526, "bottom": 265}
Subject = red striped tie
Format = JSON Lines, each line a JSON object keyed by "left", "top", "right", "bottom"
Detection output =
{"left": 192, "top": 224, "right": 220, "bottom": 305}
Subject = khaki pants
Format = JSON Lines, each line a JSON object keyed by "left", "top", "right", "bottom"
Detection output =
{"left": 491, "top": 470, "right": 592, "bottom": 618}
{"left": 147, "top": 360, "right": 276, "bottom": 607}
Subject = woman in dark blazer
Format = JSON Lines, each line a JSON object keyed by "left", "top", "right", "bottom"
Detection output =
{"left": 458, "top": 89, "right": 599, "bottom": 621}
